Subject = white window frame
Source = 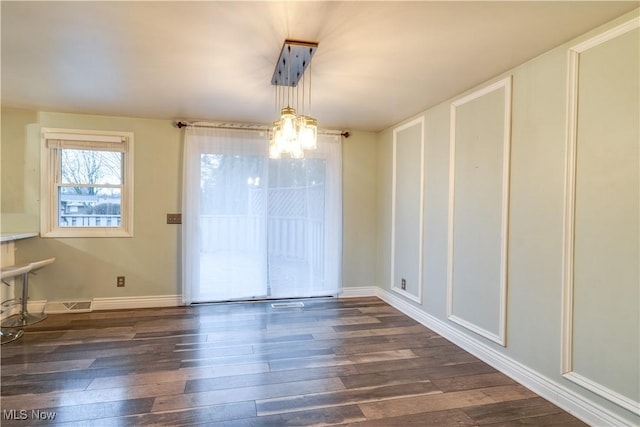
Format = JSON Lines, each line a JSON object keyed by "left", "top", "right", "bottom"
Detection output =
{"left": 40, "top": 128, "right": 134, "bottom": 238}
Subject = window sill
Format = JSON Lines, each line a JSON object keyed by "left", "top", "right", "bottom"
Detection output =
{"left": 41, "top": 228, "right": 133, "bottom": 238}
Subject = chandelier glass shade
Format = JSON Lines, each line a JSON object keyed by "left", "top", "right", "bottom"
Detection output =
{"left": 270, "top": 40, "right": 319, "bottom": 159}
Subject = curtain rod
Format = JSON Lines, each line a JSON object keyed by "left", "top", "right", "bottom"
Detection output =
{"left": 175, "top": 121, "right": 350, "bottom": 138}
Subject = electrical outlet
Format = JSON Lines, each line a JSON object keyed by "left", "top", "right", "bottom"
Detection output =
{"left": 401, "top": 278, "right": 406, "bottom": 290}
{"left": 117, "top": 276, "right": 125, "bottom": 287}
{"left": 167, "top": 213, "right": 182, "bottom": 224}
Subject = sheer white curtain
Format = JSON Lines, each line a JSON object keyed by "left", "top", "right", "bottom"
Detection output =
{"left": 182, "top": 126, "right": 342, "bottom": 304}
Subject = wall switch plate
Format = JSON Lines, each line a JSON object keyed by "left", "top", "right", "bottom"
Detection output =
{"left": 401, "top": 278, "right": 406, "bottom": 290}
{"left": 167, "top": 213, "right": 182, "bottom": 224}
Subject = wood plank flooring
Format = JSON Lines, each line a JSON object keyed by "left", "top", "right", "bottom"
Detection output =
{"left": 0, "top": 297, "right": 587, "bottom": 426}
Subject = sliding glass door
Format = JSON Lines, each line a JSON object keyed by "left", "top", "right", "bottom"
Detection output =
{"left": 182, "top": 126, "right": 341, "bottom": 304}
{"left": 197, "top": 151, "right": 268, "bottom": 301}
{"left": 267, "top": 157, "right": 328, "bottom": 298}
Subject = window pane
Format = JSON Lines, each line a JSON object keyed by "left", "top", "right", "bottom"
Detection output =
{"left": 268, "top": 158, "right": 326, "bottom": 217}
{"left": 61, "top": 149, "right": 122, "bottom": 185}
{"left": 58, "top": 187, "right": 121, "bottom": 228}
{"left": 200, "top": 154, "right": 264, "bottom": 215}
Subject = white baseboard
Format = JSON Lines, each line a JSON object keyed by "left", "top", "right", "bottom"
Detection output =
{"left": 24, "top": 296, "right": 183, "bottom": 314}
{"left": 375, "top": 288, "right": 636, "bottom": 427}
{"left": 1, "top": 303, "right": 22, "bottom": 320}
{"left": 2, "top": 300, "right": 48, "bottom": 318}
{"left": 27, "top": 300, "right": 47, "bottom": 314}
{"left": 35, "top": 289, "right": 370, "bottom": 314}
{"left": 91, "top": 295, "right": 182, "bottom": 311}
{"left": 28, "top": 288, "right": 371, "bottom": 315}
{"left": 339, "top": 286, "right": 379, "bottom": 298}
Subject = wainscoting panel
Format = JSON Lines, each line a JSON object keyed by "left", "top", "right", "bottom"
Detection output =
{"left": 562, "top": 17, "right": 640, "bottom": 415}
{"left": 447, "top": 77, "right": 512, "bottom": 346}
{"left": 390, "top": 117, "right": 424, "bottom": 303}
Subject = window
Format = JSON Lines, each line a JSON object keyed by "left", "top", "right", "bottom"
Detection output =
{"left": 41, "top": 128, "right": 134, "bottom": 237}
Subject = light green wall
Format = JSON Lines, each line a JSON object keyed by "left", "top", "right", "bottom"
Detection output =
{"left": 572, "top": 26, "right": 639, "bottom": 403}
{"left": 376, "top": 9, "right": 639, "bottom": 425}
{"left": 376, "top": 125, "right": 393, "bottom": 300}
{"left": 421, "top": 102, "right": 450, "bottom": 319}
{"left": 9, "top": 111, "right": 184, "bottom": 299}
{"left": 0, "top": 111, "right": 378, "bottom": 298}
{"left": 392, "top": 120, "right": 423, "bottom": 300}
{"left": 342, "top": 130, "right": 379, "bottom": 287}
{"left": 1, "top": 107, "right": 40, "bottom": 231}
{"left": 450, "top": 86, "right": 507, "bottom": 338}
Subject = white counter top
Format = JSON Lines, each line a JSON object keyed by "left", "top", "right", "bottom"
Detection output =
{"left": 0, "top": 232, "right": 39, "bottom": 243}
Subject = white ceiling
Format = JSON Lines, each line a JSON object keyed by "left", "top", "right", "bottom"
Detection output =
{"left": 2, "top": 1, "right": 637, "bottom": 132}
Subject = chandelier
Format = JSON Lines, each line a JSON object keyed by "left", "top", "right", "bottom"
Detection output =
{"left": 269, "top": 40, "right": 318, "bottom": 159}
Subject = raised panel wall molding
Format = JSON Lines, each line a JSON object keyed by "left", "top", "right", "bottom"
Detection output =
{"left": 561, "top": 16, "right": 640, "bottom": 416}
{"left": 390, "top": 117, "right": 425, "bottom": 304}
{"left": 447, "top": 76, "right": 512, "bottom": 346}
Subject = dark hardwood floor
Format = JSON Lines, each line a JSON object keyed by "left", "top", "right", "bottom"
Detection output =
{"left": 0, "top": 297, "right": 587, "bottom": 426}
